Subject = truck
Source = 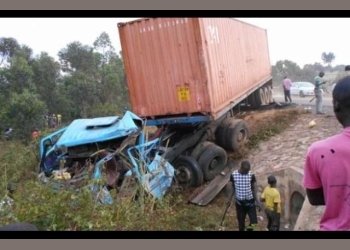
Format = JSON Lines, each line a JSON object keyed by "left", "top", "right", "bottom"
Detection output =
{"left": 117, "top": 18, "right": 273, "bottom": 204}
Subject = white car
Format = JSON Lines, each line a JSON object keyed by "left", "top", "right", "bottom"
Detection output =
{"left": 290, "top": 81, "right": 323, "bottom": 98}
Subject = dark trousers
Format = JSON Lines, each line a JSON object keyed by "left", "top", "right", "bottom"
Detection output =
{"left": 235, "top": 199, "right": 258, "bottom": 231}
{"left": 284, "top": 89, "right": 292, "bottom": 102}
{"left": 265, "top": 208, "right": 280, "bottom": 231}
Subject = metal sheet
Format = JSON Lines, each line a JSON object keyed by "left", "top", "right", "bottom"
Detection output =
{"left": 55, "top": 111, "right": 142, "bottom": 148}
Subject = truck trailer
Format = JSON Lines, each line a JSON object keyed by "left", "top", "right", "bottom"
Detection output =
{"left": 118, "top": 18, "right": 273, "bottom": 197}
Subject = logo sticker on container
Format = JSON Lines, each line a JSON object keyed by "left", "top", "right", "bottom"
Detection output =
{"left": 177, "top": 86, "right": 190, "bottom": 102}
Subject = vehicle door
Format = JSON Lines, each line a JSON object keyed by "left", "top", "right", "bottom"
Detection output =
{"left": 39, "top": 127, "right": 67, "bottom": 173}
{"left": 290, "top": 83, "right": 299, "bottom": 95}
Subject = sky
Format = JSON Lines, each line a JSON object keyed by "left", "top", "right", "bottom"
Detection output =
{"left": 0, "top": 17, "right": 349, "bottom": 67}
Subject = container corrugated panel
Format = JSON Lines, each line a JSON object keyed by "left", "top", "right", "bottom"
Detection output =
{"left": 118, "top": 18, "right": 271, "bottom": 120}
{"left": 198, "top": 18, "right": 272, "bottom": 115}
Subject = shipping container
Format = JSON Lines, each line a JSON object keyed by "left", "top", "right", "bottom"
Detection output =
{"left": 118, "top": 18, "right": 272, "bottom": 120}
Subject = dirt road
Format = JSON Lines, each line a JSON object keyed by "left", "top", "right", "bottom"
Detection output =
{"left": 273, "top": 93, "right": 334, "bottom": 114}
{"left": 245, "top": 109, "right": 341, "bottom": 230}
{"left": 215, "top": 106, "right": 342, "bottom": 230}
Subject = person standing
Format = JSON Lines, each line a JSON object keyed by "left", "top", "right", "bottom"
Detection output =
{"left": 57, "top": 114, "right": 62, "bottom": 127}
{"left": 260, "top": 175, "right": 281, "bottom": 231}
{"left": 52, "top": 114, "right": 57, "bottom": 129}
{"left": 226, "top": 160, "right": 261, "bottom": 231}
{"left": 282, "top": 76, "right": 292, "bottom": 103}
{"left": 31, "top": 128, "right": 39, "bottom": 140}
{"left": 314, "top": 71, "right": 326, "bottom": 115}
{"left": 303, "top": 75, "right": 350, "bottom": 230}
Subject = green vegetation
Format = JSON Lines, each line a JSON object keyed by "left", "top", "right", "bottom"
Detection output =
{"left": 0, "top": 33, "right": 129, "bottom": 141}
{"left": 230, "top": 108, "right": 306, "bottom": 160}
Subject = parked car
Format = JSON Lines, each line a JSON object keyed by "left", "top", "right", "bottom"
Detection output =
{"left": 290, "top": 82, "right": 323, "bottom": 97}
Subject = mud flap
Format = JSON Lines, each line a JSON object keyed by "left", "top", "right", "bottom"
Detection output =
{"left": 189, "top": 161, "right": 239, "bottom": 206}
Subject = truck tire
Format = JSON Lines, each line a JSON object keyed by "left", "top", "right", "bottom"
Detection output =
{"left": 267, "top": 86, "right": 274, "bottom": 103}
{"left": 217, "top": 119, "right": 240, "bottom": 150}
{"left": 172, "top": 155, "right": 204, "bottom": 188}
{"left": 225, "top": 119, "right": 251, "bottom": 151}
{"left": 197, "top": 144, "right": 227, "bottom": 181}
{"left": 248, "top": 93, "right": 258, "bottom": 109}
{"left": 254, "top": 88, "right": 264, "bottom": 106}
{"left": 191, "top": 141, "right": 215, "bottom": 161}
{"left": 263, "top": 87, "right": 270, "bottom": 104}
{"left": 215, "top": 118, "right": 233, "bottom": 149}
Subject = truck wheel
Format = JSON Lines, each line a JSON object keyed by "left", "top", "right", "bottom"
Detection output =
{"left": 215, "top": 118, "right": 232, "bottom": 149}
{"left": 191, "top": 141, "right": 215, "bottom": 161}
{"left": 198, "top": 144, "right": 227, "bottom": 182}
{"left": 254, "top": 88, "right": 263, "bottom": 107}
{"left": 248, "top": 93, "right": 258, "bottom": 109}
{"left": 225, "top": 119, "right": 251, "bottom": 151}
{"left": 172, "top": 155, "right": 204, "bottom": 188}
{"left": 217, "top": 119, "right": 240, "bottom": 150}
{"left": 267, "top": 86, "right": 274, "bottom": 103}
{"left": 263, "top": 87, "right": 271, "bottom": 104}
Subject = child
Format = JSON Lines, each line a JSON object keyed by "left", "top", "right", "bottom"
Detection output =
{"left": 260, "top": 175, "right": 281, "bottom": 231}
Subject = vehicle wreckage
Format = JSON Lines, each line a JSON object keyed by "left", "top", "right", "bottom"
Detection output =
{"left": 38, "top": 111, "right": 175, "bottom": 204}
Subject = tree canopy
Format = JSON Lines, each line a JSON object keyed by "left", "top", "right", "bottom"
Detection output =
{"left": 0, "top": 33, "right": 129, "bottom": 140}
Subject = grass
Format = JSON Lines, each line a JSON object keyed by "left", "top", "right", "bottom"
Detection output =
{"left": 229, "top": 108, "right": 307, "bottom": 160}
{"left": 0, "top": 107, "right": 305, "bottom": 231}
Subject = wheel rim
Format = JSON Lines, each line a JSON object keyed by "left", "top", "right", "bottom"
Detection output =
{"left": 175, "top": 166, "right": 192, "bottom": 184}
{"left": 237, "top": 129, "right": 247, "bottom": 142}
{"left": 209, "top": 159, "right": 218, "bottom": 170}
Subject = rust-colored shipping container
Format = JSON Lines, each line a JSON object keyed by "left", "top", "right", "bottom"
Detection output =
{"left": 118, "top": 18, "right": 272, "bottom": 120}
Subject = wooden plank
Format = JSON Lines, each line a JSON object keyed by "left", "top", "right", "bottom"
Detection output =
{"left": 189, "top": 161, "right": 239, "bottom": 206}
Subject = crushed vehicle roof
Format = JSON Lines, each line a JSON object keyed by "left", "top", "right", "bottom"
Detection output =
{"left": 55, "top": 111, "right": 143, "bottom": 148}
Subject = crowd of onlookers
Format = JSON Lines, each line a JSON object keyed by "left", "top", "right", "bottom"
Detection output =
{"left": 45, "top": 114, "right": 62, "bottom": 129}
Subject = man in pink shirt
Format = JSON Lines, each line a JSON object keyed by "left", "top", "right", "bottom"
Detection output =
{"left": 282, "top": 76, "right": 292, "bottom": 103}
{"left": 303, "top": 75, "right": 350, "bottom": 231}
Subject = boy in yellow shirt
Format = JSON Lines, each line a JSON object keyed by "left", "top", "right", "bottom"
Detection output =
{"left": 260, "top": 175, "right": 281, "bottom": 231}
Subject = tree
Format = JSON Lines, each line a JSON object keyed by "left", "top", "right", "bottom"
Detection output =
{"left": 4, "top": 89, "right": 47, "bottom": 140}
{"left": 321, "top": 52, "right": 336, "bottom": 67}
{"left": 6, "top": 56, "right": 35, "bottom": 94}
{"left": 271, "top": 60, "right": 302, "bottom": 85}
{"left": 32, "top": 52, "right": 61, "bottom": 114}
{"left": 58, "top": 41, "right": 96, "bottom": 74}
{"left": 62, "top": 72, "right": 100, "bottom": 118}
{"left": 0, "top": 37, "right": 20, "bottom": 66}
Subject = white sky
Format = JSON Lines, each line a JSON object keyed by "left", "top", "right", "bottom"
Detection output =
{"left": 0, "top": 18, "right": 349, "bottom": 67}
